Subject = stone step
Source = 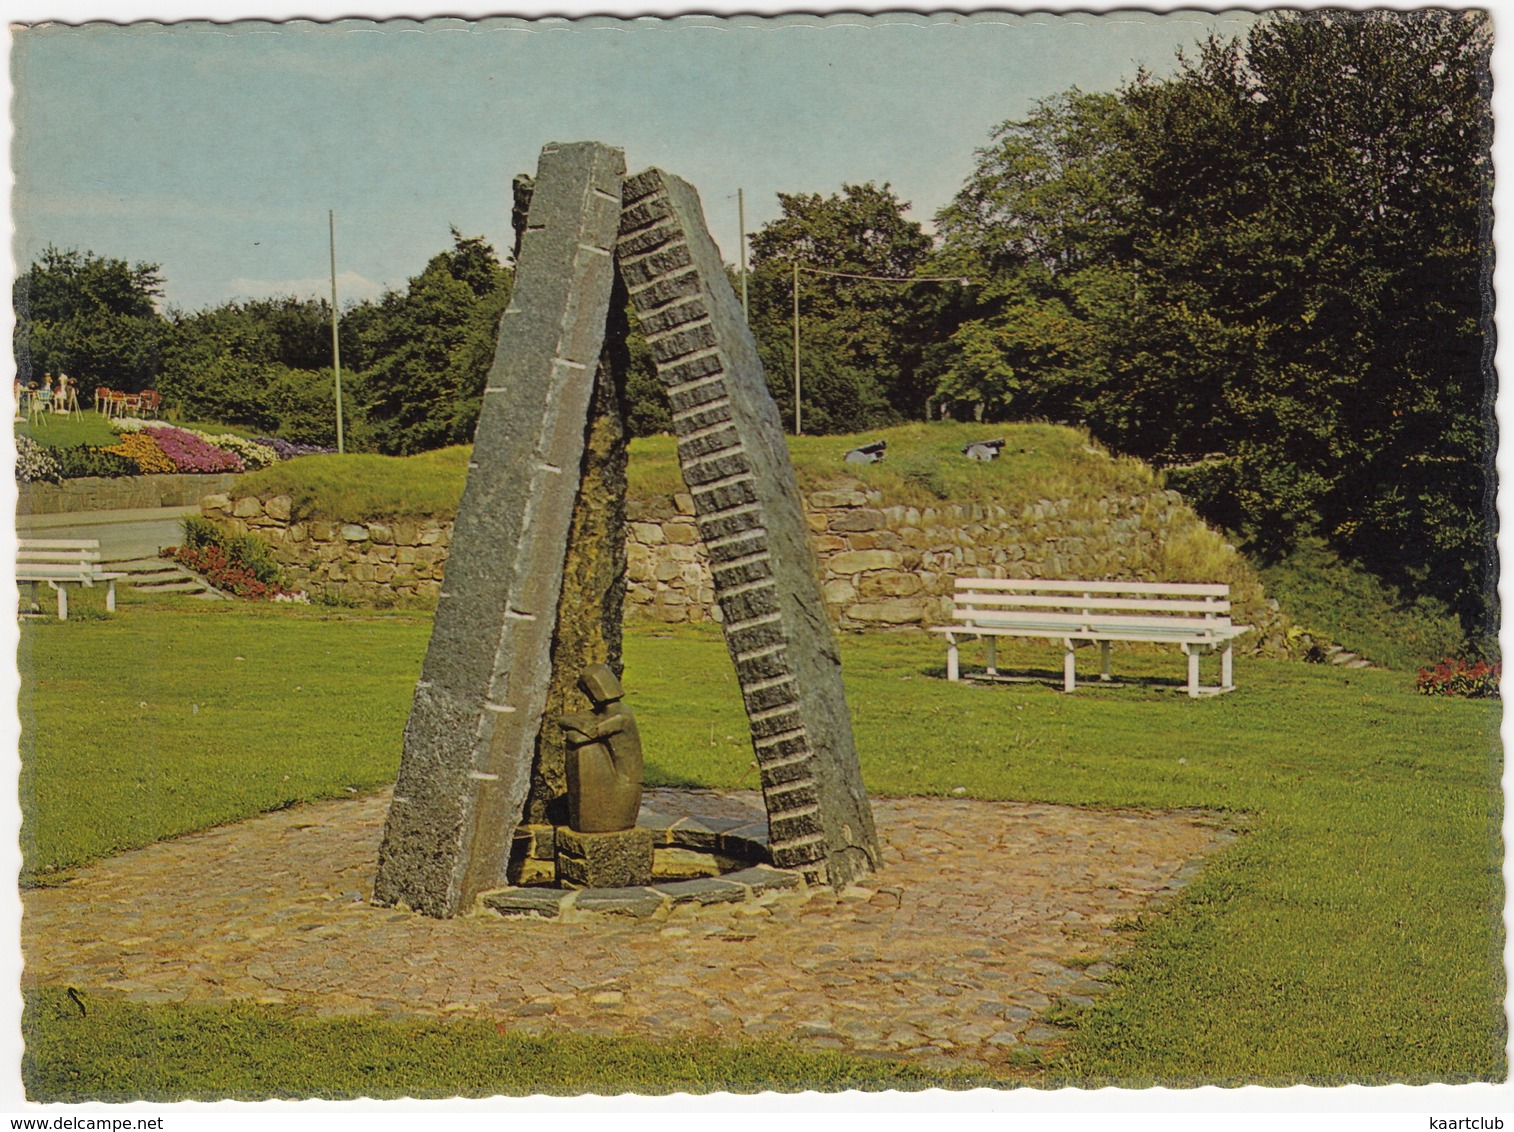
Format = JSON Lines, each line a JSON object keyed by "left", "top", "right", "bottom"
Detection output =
{"left": 104, "top": 556, "right": 179, "bottom": 573}
{"left": 102, "top": 557, "right": 226, "bottom": 599}
{"left": 131, "top": 579, "right": 209, "bottom": 594}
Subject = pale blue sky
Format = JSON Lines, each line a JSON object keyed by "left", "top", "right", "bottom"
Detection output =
{"left": 11, "top": 9, "right": 1259, "bottom": 311}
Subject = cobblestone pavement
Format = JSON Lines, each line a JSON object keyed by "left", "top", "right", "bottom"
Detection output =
{"left": 22, "top": 788, "right": 1237, "bottom": 1073}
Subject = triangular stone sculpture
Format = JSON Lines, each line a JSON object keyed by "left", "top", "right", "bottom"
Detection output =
{"left": 374, "top": 142, "right": 879, "bottom": 918}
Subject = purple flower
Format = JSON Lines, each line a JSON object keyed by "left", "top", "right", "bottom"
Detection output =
{"left": 252, "top": 436, "right": 339, "bottom": 460}
{"left": 150, "top": 426, "right": 244, "bottom": 474}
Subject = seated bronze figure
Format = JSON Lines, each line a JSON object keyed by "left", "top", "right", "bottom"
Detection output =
{"left": 558, "top": 664, "right": 643, "bottom": 833}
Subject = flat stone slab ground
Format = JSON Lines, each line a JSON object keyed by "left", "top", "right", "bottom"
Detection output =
{"left": 22, "top": 789, "right": 1236, "bottom": 1074}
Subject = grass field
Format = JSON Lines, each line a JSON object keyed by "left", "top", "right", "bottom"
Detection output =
{"left": 17, "top": 602, "right": 1504, "bottom": 1095}
{"left": 14, "top": 411, "right": 119, "bottom": 448}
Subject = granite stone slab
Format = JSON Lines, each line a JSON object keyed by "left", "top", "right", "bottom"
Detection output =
{"left": 616, "top": 167, "right": 880, "bottom": 888}
{"left": 373, "top": 142, "right": 626, "bottom": 917}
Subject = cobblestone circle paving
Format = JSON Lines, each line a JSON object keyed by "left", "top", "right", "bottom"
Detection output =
{"left": 23, "top": 788, "right": 1237, "bottom": 1073}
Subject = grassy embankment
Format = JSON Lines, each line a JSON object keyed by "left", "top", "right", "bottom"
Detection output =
{"left": 233, "top": 421, "right": 1183, "bottom": 517}
{"left": 228, "top": 420, "right": 1478, "bottom": 668}
{"left": 19, "top": 605, "right": 1504, "bottom": 1095}
{"left": 230, "top": 420, "right": 1259, "bottom": 606}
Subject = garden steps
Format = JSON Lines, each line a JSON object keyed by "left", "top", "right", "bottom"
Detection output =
{"left": 102, "top": 556, "right": 226, "bottom": 600}
{"left": 1324, "top": 644, "right": 1375, "bottom": 670}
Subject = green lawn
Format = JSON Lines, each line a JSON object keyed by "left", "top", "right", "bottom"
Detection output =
{"left": 17, "top": 605, "right": 1504, "bottom": 1093}
{"left": 15, "top": 410, "right": 119, "bottom": 448}
{"left": 22, "top": 988, "right": 982, "bottom": 1101}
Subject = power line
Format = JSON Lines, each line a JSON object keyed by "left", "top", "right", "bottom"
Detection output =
{"left": 792, "top": 264, "right": 971, "bottom": 285}
{"left": 787, "top": 260, "right": 968, "bottom": 435}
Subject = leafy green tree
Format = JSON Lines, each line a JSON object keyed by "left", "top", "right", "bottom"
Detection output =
{"left": 13, "top": 246, "right": 166, "bottom": 390}
{"left": 938, "top": 10, "right": 1493, "bottom": 635}
{"left": 354, "top": 229, "right": 512, "bottom": 455}
{"left": 936, "top": 90, "right": 1136, "bottom": 279}
{"left": 157, "top": 294, "right": 352, "bottom": 440}
{"left": 747, "top": 183, "right": 944, "bottom": 429}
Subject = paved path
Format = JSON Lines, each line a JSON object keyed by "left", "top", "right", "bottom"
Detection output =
{"left": 16, "top": 505, "right": 199, "bottom": 562}
{"left": 22, "top": 789, "right": 1236, "bottom": 1073}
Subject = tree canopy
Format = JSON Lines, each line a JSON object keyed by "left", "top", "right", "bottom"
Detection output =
{"left": 352, "top": 228, "right": 513, "bottom": 455}
{"left": 934, "top": 10, "right": 1493, "bottom": 634}
{"left": 745, "top": 183, "right": 956, "bottom": 431}
{"left": 14, "top": 246, "right": 166, "bottom": 390}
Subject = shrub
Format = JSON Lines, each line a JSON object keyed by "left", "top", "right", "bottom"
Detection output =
{"left": 1416, "top": 658, "right": 1501, "bottom": 699}
{"left": 15, "top": 436, "right": 61, "bottom": 483}
{"left": 161, "top": 517, "right": 293, "bottom": 600}
{"left": 49, "top": 446, "right": 138, "bottom": 480}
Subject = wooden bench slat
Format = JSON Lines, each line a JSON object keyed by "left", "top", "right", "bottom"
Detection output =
{"left": 17, "top": 551, "right": 101, "bottom": 564}
{"left": 958, "top": 593, "right": 1231, "bottom": 615}
{"left": 953, "top": 578, "right": 1231, "bottom": 597}
{"left": 958, "top": 615, "right": 1236, "bottom": 629}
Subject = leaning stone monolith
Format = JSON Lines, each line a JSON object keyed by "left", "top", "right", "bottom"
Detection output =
{"left": 373, "top": 141, "right": 626, "bottom": 917}
{"left": 616, "top": 168, "right": 881, "bottom": 888}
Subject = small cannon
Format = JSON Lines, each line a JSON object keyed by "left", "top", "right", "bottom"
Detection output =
{"left": 843, "top": 440, "right": 888, "bottom": 465}
{"left": 963, "top": 438, "right": 1006, "bottom": 461}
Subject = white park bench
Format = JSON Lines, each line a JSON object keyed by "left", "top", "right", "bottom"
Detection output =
{"left": 931, "top": 578, "right": 1253, "bottom": 697}
{"left": 16, "top": 539, "right": 125, "bottom": 620}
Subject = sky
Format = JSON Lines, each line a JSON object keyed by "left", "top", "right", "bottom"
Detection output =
{"left": 11, "top": 7, "right": 1260, "bottom": 312}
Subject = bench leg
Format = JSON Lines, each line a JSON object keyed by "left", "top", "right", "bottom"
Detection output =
{"left": 1184, "top": 644, "right": 1199, "bottom": 698}
{"left": 51, "top": 581, "right": 67, "bottom": 622}
{"left": 985, "top": 636, "right": 997, "bottom": 677}
{"left": 1064, "top": 639, "right": 1076, "bottom": 692}
{"left": 946, "top": 637, "right": 960, "bottom": 682}
{"left": 1100, "top": 640, "right": 1112, "bottom": 682}
{"left": 1222, "top": 642, "right": 1233, "bottom": 690}
{"left": 106, "top": 579, "right": 117, "bottom": 613}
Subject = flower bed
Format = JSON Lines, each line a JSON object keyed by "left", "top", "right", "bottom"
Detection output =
{"left": 15, "top": 417, "right": 303, "bottom": 484}
{"left": 160, "top": 515, "right": 305, "bottom": 602}
{"left": 251, "top": 436, "right": 337, "bottom": 460}
{"left": 1416, "top": 657, "right": 1501, "bottom": 698}
{"left": 16, "top": 436, "right": 61, "bottom": 483}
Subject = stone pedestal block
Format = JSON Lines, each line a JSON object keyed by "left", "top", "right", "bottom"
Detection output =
{"left": 507, "top": 823, "right": 558, "bottom": 887}
{"left": 555, "top": 826, "right": 654, "bottom": 889}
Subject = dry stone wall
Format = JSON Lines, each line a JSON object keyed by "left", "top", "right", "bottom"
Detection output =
{"left": 203, "top": 478, "right": 1285, "bottom": 650}
{"left": 19, "top": 472, "right": 240, "bottom": 516}
{"left": 201, "top": 493, "right": 452, "bottom": 602}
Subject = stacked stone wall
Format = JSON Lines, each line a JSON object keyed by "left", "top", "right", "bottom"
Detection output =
{"left": 19, "top": 472, "right": 241, "bottom": 516}
{"left": 203, "top": 479, "right": 1285, "bottom": 650}
{"left": 201, "top": 492, "right": 451, "bottom": 603}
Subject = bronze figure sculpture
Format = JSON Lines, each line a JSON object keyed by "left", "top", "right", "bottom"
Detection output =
{"left": 558, "top": 664, "right": 643, "bottom": 833}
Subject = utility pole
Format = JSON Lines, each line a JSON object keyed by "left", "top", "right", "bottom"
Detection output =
{"left": 792, "top": 259, "right": 801, "bottom": 436}
{"left": 738, "top": 188, "right": 749, "bottom": 321}
{"left": 786, "top": 262, "right": 968, "bottom": 436}
{"left": 329, "top": 209, "right": 345, "bottom": 454}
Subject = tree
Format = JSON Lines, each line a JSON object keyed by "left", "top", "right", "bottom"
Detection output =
{"left": 14, "top": 246, "right": 166, "bottom": 390}
{"left": 936, "top": 90, "right": 1136, "bottom": 279}
{"left": 937, "top": 10, "right": 1493, "bottom": 635}
{"left": 355, "top": 229, "right": 513, "bottom": 455}
{"left": 746, "top": 183, "right": 944, "bottom": 429}
{"left": 157, "top": 294, "right": 351, "bottom": 440}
